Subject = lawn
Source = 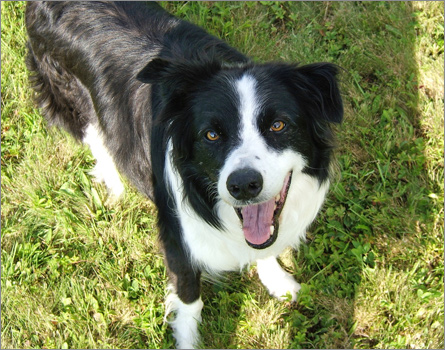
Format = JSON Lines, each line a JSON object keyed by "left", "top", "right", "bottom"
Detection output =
{"left": 1, "top": 1, "right": 443, "bottom": 349}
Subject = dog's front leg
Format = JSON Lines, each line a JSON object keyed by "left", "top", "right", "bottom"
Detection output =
{"left": 166, "top": 291, "right": 203, "bottom": 349}
{"left": 164, "top": 241, "right": 203, "bottom": 349}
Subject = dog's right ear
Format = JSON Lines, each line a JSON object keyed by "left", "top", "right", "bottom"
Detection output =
{"left": 136, "top": 58, "right": 171, "bottom": 84}
{"left": 137, "top": 57, "right": 222, "bottom": 93}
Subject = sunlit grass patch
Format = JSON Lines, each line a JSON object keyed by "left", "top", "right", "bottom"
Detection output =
{"left": 2, "top": 1, "right": 443, "bottom": 349}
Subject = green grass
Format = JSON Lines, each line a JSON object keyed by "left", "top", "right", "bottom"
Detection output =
{"left": 1, "top": 1, "right": 443, "bottom": 349}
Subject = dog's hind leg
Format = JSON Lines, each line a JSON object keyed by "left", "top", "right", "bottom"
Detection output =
{"left": 256, "top": 256, "right": 301, "bottom": 302}
{"left": 26, "top": 43, "right": 124, "bottom": 199}
{"left": 83, "top": 124, "right": 125, "bottom": 198}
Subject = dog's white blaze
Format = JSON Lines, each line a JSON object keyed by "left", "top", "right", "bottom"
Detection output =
{"left": 83, "top": 124, "right": 124, "bottom": 198}
{"left": 236, "top": 74, "right": 259, "bottom": 143}
{"left": 232, "top": 74, "right": 264, "bottom": 172}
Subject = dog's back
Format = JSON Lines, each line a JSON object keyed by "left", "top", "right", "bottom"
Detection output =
{"left": 26, "top": 2, "right": 172, "bottom": 140}
{"left": 26, "top": 1, "right": 248, "bottom": 200}
{"left": 25, "top": 1, "right": 246, "bottom": 136}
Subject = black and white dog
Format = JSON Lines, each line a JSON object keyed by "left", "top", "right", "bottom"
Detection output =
{"left": 26, "top": 2, "right": 343, "bottom": 348}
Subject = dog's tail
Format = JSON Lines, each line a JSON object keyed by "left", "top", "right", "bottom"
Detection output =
{"left": 25, "top": 42, "right": 92, "bottom": 141}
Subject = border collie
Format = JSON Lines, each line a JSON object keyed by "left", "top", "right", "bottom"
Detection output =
{"left": 25, "top": 2, "right": 343, "bottom": 348}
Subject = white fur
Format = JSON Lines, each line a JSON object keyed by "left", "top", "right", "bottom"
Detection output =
{"left": 83, "top": 124, "right": 124, "bottom": 198}
{"left": 165, "top": 290, "right": 203, "bottom": 349}
{"left": 257, "top": 256, "right": 301, "bottom": 301}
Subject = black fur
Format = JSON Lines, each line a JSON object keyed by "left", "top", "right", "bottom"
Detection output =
{"left": 26, "top": 1, "right": 342, "bottom": 318}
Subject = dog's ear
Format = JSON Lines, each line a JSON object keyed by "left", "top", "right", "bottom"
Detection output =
{"left": 136, "top": 58, "right": 171, "bottom": 84}
{"left": 292, "top": 63, "right": 343, "bottom": 124}
{"left": 137, "top": 57, "right": 222, "bottom": 93}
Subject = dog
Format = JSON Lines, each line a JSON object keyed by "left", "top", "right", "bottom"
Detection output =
{"left": 25, "top": 2, "right": 343, "bottom": 348}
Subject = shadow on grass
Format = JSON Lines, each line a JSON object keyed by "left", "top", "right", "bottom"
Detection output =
{"left": 285, "top": 2, "right": 442, "bottom": 349}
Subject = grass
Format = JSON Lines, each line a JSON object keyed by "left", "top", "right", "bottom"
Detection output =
{"left": 1, "top": 1, "right": 443, "bottom": 349}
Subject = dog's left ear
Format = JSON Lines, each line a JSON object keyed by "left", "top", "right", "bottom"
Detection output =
{"left": 292, "top": 63, "right": 343, "bottom": 124}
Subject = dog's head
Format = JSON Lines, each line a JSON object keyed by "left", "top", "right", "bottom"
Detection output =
{"left": 138, "top": 58, "right": 343, "bottom": 249}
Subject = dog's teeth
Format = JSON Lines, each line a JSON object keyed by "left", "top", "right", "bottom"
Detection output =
{"left": 275, "top": 194, "right": 280, "bottom": 202}
{"left": 270, "top": 225, "right": 275, "bottom": 235}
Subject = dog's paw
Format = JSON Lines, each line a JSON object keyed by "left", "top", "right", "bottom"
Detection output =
{"left": 265, "top": 272, "right": 301, "bottom": 302}
{"left": 90, "top": 164, "right": 106, "bottom": 184}
{"left": 90, "top": 164, "right": 125, "bottom": 200}
{"left": 256, "top": 256, "right": 301, "bottom": 302}
{"left": 165, "top": 291, "right": 203, "bottom": 349}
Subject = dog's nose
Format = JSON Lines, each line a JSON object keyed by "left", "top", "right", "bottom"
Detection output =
{"left": 227, "top": 168, "right": 263, "bottom": 200}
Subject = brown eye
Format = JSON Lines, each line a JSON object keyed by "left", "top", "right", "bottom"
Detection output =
{"left": 206, "top": 130, "right": 220, "bottom": 141}
{"left": 270, "top": 120, "right": 286, "bottom": 132}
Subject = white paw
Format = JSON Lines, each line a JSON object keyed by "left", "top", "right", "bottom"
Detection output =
{"left": 90, "top": 164, "right": 106, "bottom": 183}
{"left": 90, "top": 163, "right": 125, "bottom": 199}
{"left": 265, "top": 272, "right": 301, "bottom": 302}
{"left": 165, "top": 292, "right": 203, "bottom": 349}
{"left": 84, "top": 124, "right": 125, "bottom": 199}
{"left": 256, "top": 256, "right": 301, "bottom": 302}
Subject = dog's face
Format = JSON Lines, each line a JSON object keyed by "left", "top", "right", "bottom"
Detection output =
{"left": 138, "top": 59, "right": 343, "bottom": 249}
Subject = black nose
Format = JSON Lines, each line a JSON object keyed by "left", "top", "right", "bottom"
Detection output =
{"left": 227, "top": 168, "right": 263, "bottom": 200}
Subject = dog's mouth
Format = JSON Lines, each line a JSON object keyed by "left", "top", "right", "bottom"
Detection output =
{"left": 235, "top": 172, "right": 292, "bottom": 249}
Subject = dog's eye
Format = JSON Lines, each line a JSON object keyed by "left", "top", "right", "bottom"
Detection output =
{"left": 270, "top": 121, "right": 286, "bottom": 132}
{"left": 205, "top": 130, "right": 220, "bottom": 141}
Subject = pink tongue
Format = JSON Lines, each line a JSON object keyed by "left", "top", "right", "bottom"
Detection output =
{"left": 241, "top": 198, "right": 275, "bottom": 245}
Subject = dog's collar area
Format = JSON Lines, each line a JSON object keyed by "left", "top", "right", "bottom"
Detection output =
{"left": 234, "top": 172, "right": 293, "bottom": 249}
